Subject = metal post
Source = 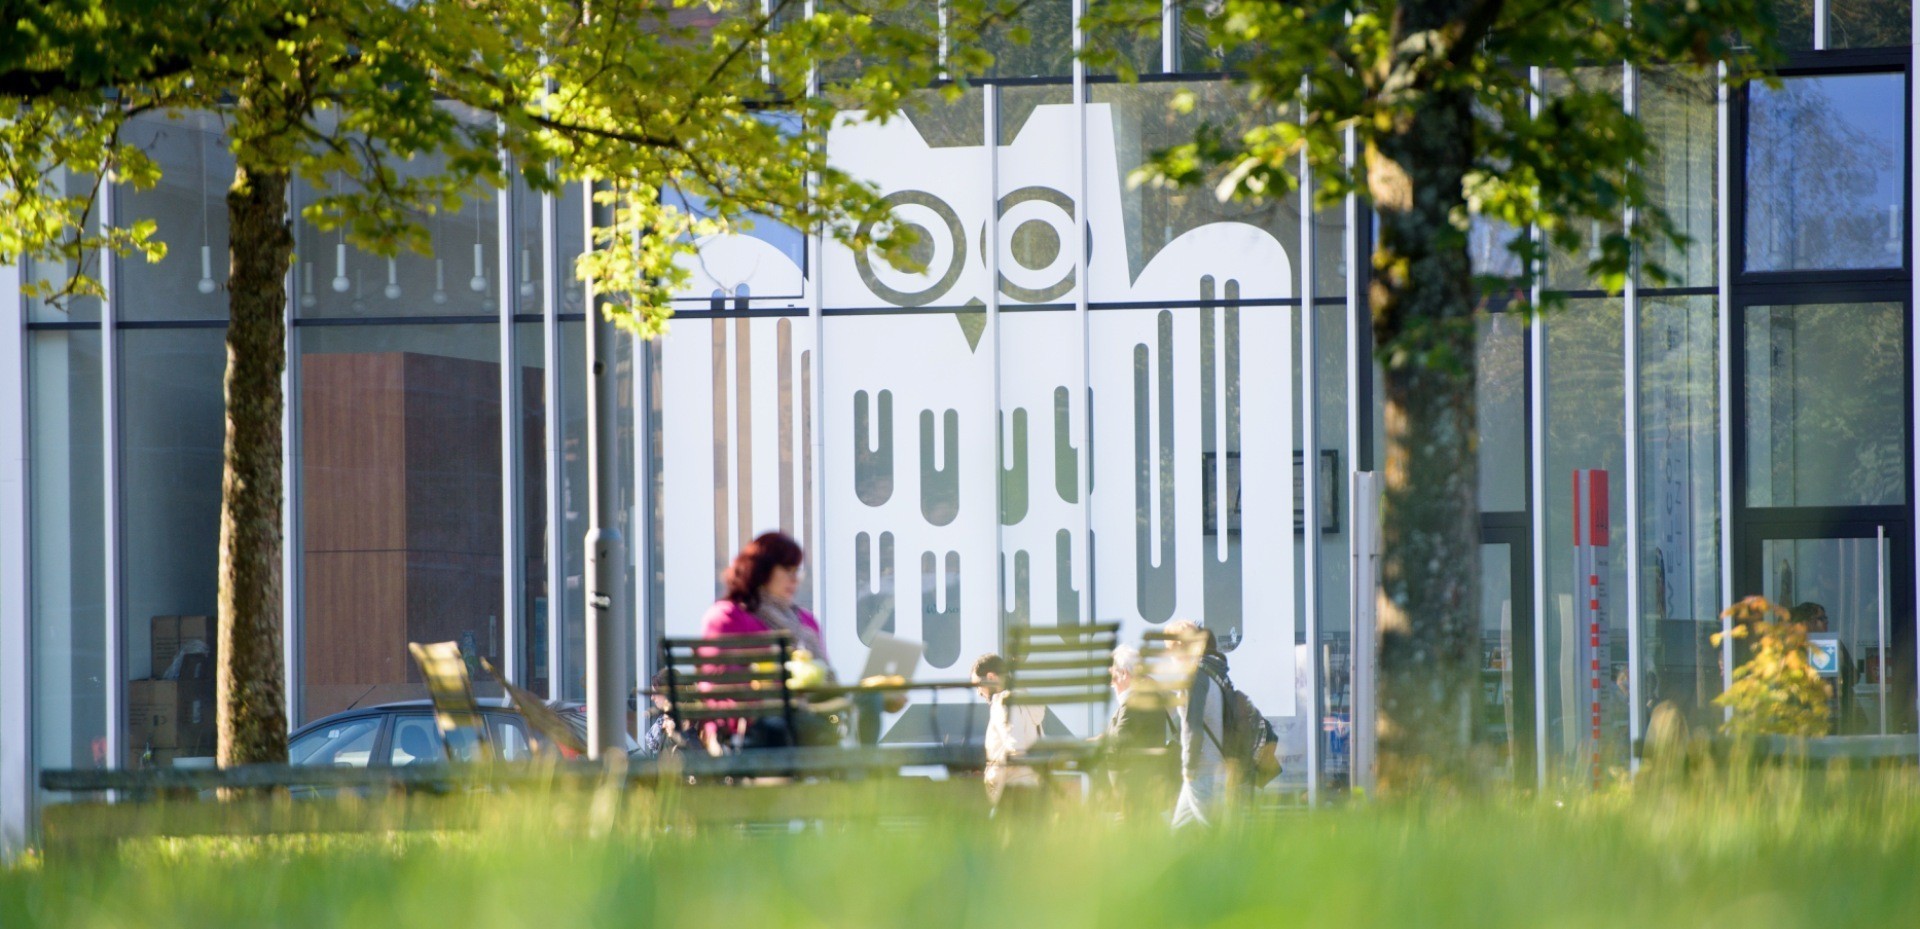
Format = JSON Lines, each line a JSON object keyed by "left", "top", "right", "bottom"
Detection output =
{"left": 1, "top": 260, "right": 34, "bottom": 854}
{"left": 1527, "top": 66, "right": 1550, "bottom": 788}
{"left": 99, "top": 172, "right": 122, "bottom": 774}
{"left": 1621, "top": 62, "right": 1643, "bottom": 774}
{"left": 1716, "top": 61, "right": 1735, "bottom": 716}
{"left": 1350, "top": 471, "right": 1381, "bottom": 795}
{"left": 1299, "top": 104, "right": 1320, "bottom": 806}
{"left": 497, "top": 163, "right": 523, "bottom": 689}
{"left": 585, "top": 181, "right": 630, "bottom": 759}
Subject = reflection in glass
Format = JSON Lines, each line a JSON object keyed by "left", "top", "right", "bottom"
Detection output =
{"left": 1480, "top": 542, "right": 1516, "bottom": 778}
{"left": 1638, "top": 295, "right": 1722, "bottom": 733}
{"left": 1476, "top": 312, "right": 1526, "bottom": 513}
{"left": 115, "top": 111, "right": 234, "bottom": 321}
{"left": 30, "top": 330, "right": 107, "bottom": 777}
{"left": 1759, "top": 536, "right": 1913, "bottom": 736}
{"left": 1544, "top": 299, "right": 1630, "bottom": 780}
{"left": 1828, "top": 0, "right": 1910, "bottom": 49}
{"left": 1090, "top": 83, "right": 1299, "bottom": 302}
{"left": 25, "top": 170, "right": 104, "bottom": 323}
{"left": 297, "top": 324, "right": 503, "bottom": 723}
{"left": 119, "top": 329, "right": 226, "bottom": 764}
{"left": 1742, "top": 303, "right": 1904, "bottom": 508}
{"left": 1746, "top": 73, "right": 1906, "bottom": 272}
{"left": 1642, "top": 70, "right": 1717, "bottom": 287}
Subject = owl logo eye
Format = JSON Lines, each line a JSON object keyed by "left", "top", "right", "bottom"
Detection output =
{"left": 855, "top": 190, "right": 967, "bottom": 307}
{"left": 990, "top": 186, "right": 1081, "bottom": 304}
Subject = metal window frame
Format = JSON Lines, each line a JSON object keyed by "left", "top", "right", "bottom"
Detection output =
{"left": 497, "top": 170, "right": 523, "bottom": 691}
{"left": 1, "top": 261, "right": 33, "bottom": 852}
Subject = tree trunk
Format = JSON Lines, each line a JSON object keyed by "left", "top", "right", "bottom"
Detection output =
{"left": 1367, "top": 33, "right": 1485, "bottom": 793}
{"left": 216, "top": 162, "right": 291, "bottom": 766}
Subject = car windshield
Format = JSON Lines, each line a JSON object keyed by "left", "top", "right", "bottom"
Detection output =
{"left": 288, "top": 718, "right": 380, "bottom": 768}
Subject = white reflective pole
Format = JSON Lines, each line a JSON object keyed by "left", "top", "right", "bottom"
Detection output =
{"left": 1, "top": 260, "right": 33, "bottom": 853}
{"left": 1299, "top": 95, "right": 1321, "bottom": 807}
{"left": 1527, "top": 66, "right": 1550, "bottom": 788}
{"left": 1621, "top": 62, "right": 1643, "bottom": 775}
{"left": 1716, "top": 61, "right": 1735, "bottom": 716}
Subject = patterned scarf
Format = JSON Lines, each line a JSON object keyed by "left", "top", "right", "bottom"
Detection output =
{"left": 753, "top": 595, "right": 825, "bottom": 658}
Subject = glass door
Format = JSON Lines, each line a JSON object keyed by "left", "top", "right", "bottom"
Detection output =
{"left": 1479, "top": 524, "right": 1535, "bottom": 780}
{"left": 1741, "top": 522, "right": 1914, "bottom": 735}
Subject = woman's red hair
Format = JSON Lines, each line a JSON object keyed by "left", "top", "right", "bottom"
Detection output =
{"left": 723, "top": 531, "right": 804, "bottom": 610}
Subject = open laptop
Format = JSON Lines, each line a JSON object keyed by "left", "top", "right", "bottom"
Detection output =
{"left": 858, "top": 633, "right": 925, "bottom": 681}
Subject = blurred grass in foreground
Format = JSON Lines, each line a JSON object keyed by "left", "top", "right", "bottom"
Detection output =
{"left": 2, "top": 765, "right": 1916, "bottom": 929}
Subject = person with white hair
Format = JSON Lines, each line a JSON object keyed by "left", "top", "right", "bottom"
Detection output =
{"left": 1099, "top": 643, "right": 1174, "bottom": 815}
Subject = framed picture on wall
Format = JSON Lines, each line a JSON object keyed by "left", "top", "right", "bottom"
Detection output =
{"left": 1202, "top": 451, "right": 1241, "bottom": 536}
{"left": 1294, "top": 449, "right": 1340, "bottom": 535}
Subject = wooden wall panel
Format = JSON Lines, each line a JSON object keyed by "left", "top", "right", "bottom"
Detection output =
{"left": 299, "top": 351, "right": 504, "bottom": 723}
{"left": 302, "top": 354, "right": 407, "bottom": 553}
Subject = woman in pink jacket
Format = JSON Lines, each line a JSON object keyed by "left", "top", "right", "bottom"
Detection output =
{"left": 700, "top": 531, "right": 827, "bottom": 657}
{"left": 699, "top": 531, "right": 834, "bottom": 748}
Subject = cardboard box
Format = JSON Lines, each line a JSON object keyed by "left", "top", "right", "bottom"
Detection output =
{"left": 128, "top": 679, "right": 217, "bottom": 753}
{"left": 152, "top": 615, "right": 216, "bottom": 679}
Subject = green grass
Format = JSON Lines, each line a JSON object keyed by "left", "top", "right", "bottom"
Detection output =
{"left": 3, "top": 768, "right": 1917, "bottom": 928}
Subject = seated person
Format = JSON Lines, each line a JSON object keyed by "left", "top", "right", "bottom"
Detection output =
{"left": 698, "top": 531, "right": 838, "bottom": 749}
{"left": 973, "top": 652, "right": 1043, "bottom": 809}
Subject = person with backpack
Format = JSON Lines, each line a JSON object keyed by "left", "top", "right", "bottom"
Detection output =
{"left": 1170, "top": 622, "right": 1279, "bottom": 828}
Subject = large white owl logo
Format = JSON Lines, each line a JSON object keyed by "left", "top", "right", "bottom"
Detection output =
{"left": 663, "top": 103, "right": 1299, "bottom": 728}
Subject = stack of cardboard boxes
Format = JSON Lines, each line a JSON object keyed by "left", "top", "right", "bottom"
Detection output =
{"left": 129, "top": 615, "right": 217, "bottom": 766}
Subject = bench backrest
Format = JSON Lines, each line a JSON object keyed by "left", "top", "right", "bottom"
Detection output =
{"left": 658, "top": 632, "right": 797, "bottom": 743}
{"left": 1005, "top": 622, "right": 1121, "bottom": 710}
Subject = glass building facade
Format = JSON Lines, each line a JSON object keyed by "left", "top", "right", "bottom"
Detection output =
{"left": 3, "top": 0, "right": 1918, "bottom": 837}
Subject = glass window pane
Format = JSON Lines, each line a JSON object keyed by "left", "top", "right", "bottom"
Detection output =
{"left": 388, "top": 716, "right": 446, "bottom": 766}
{"left": 25, "top": 170, "right": 104, "bottom": 323}
{"left": 114, "top": 111, "right": 233, "bottom": 322}
{"left": 1746, "top": 73, "right": 1906, "bottom": 273}
{"left": 1638, "top": 295, "right": 1723, "bottom": 735}
{"left": 514, "top": 320, "right": 551, "bottom": 695}
{"left": 1759, "top": 536, "right": 1907, "bottom": 735}
{"left": 30, "top": 329, "right": 107, "bottom": 778}
{"left": 1544, "top": 298, "right": 1630, "bottom": 782}
{"left": 1773, "top": 0, "right": 1816, "bottom": 50}
{"left": 1477, "top": 312, "right": 1527, "bottom": 513}
{"left": 1829, "top": 0, "right": 1910, "bottom": 49}
{"left": 1089, "top": 300, "right": 1299, "bottom": 719}
{"left": 1085, "top": 0, "right": 1166, "bottom": 77}
{"left": 1642, "top": 69, "right": 1718, "bottom": 288}
{"left": 289, "top": 717, "right": 380, "bottom": 767}
{"left": 994, "top": 85, "right": 1089, "bottom": 731}
{"left": 981, "top": 0, "right": 1074, "bottom": 78}
{"left": 1090, "top": 82, "right": 1300, "bottom": 302}
{"left": 119, "top": 328, "right": 226, "bottom": 765}
{"left": 1480, "top": 542, "right": 1516, "bottom": 778}
{"left": 297, "top": 323, "right": 503, "bottom": 722}
{"left": 1545, "top": 69, "right": 1625, "bottom": 291}
{"left": 550, "top": 316, "right": 634, "bottom": 703}
{"left": 1742, "top": 302, "right": 1906, "bottom": 508}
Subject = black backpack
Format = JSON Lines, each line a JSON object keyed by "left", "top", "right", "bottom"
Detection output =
{"left": 1197, "top": 665, "right": 1281, "bottom": 787}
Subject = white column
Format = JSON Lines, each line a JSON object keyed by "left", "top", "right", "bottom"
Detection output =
{"left": 282, "top": 180, "right": 304, "bottom": 727}
{"left": 497, "top": 176, "right": 523, "bottom": 690}
{"left": 99, "top": 180, "right": 122, "bottom": 772}
{"left": 1073, "top": 0, "right": 1094, "bottom": 628}
{"left": 1, "top": 261, "right": 33, "bottom": 853}
{"left": 1621, "top": 62, "right": 1644, "bottom": 773}
{"left": 1716, "top": 61, "right": 1735, "bottom": 714}
{"left": 1527, "top": 66, "right": 1550, "bottom": 788}
{"left": 536, "top": 186, "right": 561, "bottom": 695}
{"left": 1299, "top": 104, "right": 1321, "bottom": 806}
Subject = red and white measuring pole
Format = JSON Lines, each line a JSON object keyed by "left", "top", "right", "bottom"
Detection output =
{"left": 1572, "top": 470, "right": 1610, "bottom": 788}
